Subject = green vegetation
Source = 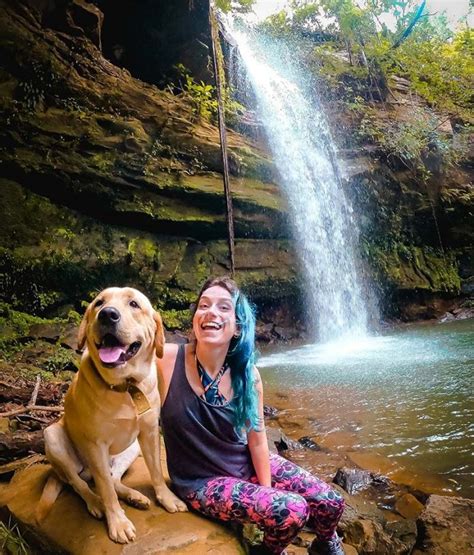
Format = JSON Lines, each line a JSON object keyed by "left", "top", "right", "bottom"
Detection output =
{"left": 257, "top": 0, "right": 473, "bottom": 179}
{"left": 169, "top": 64, "right": 245, "bottom": 125}
{"left": 0, "top": 519, "right": 30, "bottom": 555}
{"left": 215, "top": 0, "right": 255, "bottom": 13}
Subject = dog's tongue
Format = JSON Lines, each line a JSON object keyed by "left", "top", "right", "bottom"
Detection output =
{"left": 99, "top": 346, "right": 126, "bottom": 364}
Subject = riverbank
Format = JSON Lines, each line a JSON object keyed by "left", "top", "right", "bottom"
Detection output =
{"left": 0, "top": 383, "right": 472, "bottom": 554}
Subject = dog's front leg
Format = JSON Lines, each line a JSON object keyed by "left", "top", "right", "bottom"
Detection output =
{"left": 86, "top": 443, "right": 136, "bottom": 544}
{"left": 138, "top": 415, "right": 187, "bottom": 513}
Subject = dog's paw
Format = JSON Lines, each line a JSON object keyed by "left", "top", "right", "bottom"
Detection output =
{"left": 107, "top": 511, "right": 136, "bottom": 544}
{"left": 86, "top": 494, "right": 104, "bottom": 519}
{"left": 155, "top": 486, "right": 188, "bottom": 513}
{"left": 125, "top": 490, "right": 151, "bottom": 510}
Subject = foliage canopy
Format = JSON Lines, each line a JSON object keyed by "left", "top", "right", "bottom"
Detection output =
{"left": 255, "top": 0, "right": 472, "bottom": 178}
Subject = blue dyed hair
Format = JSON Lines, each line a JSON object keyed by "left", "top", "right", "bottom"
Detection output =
{"left": 193, "top": 277, "right": 260, "bottom": 432}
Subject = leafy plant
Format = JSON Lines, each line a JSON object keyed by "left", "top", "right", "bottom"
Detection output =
{"left": 170, "top": 64, "right": 245, "bottom": 124}
{"left": 0, "top": 519, "right": 30, "bottom": 555}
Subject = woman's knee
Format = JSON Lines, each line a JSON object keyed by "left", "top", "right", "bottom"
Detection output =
{"left": 262, "top": 491, "right": 310, "bottom": 532}
{"left": 309, "top": 488, "right": 345, "bottom": 520}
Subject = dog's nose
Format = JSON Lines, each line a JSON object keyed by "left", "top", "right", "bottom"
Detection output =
{"left": 98, "top": 307, "right": 121, "bottom": 324}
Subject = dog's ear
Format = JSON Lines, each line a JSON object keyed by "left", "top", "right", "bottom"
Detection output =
{"left": 154, "top": 311, "right": 165, "bottom": 358}
{"left": 77, "top": 302, "right": 92, "bottom": 351}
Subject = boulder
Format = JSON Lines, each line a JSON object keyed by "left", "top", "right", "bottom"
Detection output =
{"left": 413, "top": 495, "right": 474, "bottom": 554}
{"left": 394, "top": 493, "right": 424, "bottom": 520}
{"left": 334, "top": 467, "right": 373, "bottom": 495}
{"left": 265, "top": 426, "right": 303, "bottom": 454}
{"left": 336, "top": 486, "right": 417, "bottom": 554}
{"left": 0, "top": 458, "right": 244, "bottom": 554}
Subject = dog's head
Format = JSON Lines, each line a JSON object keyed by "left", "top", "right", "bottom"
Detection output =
{"left": 78, "top": 287, "right": 164, "bottom": 382}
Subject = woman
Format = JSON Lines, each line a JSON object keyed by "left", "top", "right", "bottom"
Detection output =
{"left": 158, "top": 277, "right": 345, "bottom": 555}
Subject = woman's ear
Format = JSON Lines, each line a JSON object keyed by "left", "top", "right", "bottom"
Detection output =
{"left": 154, "top": 311, "right": 165, "bottom": 358}
{"left": 77, "top": 302, "right": 92, "bottom": 351}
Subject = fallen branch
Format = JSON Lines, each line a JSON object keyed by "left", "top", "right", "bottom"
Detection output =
{"left": 0, "top": 453, "right": 46, "bottom": 476}
{"left": 0, "top": 405, "right": 64, "bottom": 418}
{"left": 30, "top": 375, "right": 41, "bottom": 406}
{"left": 0, "top": 430, "right": 45, "bottom": 458}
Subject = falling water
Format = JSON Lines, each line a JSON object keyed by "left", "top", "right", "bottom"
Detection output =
{"left": 228, "top": 27, "right": 372, "bottom": 341}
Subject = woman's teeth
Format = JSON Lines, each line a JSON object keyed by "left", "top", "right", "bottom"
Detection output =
{"left": 201, "top": 322, "right": 222, "bottom": 330}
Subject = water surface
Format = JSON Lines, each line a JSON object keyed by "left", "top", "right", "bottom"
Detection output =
{"left": 259, "top": 319, "right": 474, "bottom": 498}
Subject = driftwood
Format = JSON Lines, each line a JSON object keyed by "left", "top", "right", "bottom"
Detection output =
{"left": 0, "top": 430, "right": 45, "bottom": 459}
{"left": 0, "top": 381, "right": 63, "bottom": 405}
{"left": 0, "top": 453, "right": 46, "bottom": 476}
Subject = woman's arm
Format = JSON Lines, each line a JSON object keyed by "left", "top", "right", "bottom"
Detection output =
{"left": 247, "top": 368, "right": 271, "bottom": 487}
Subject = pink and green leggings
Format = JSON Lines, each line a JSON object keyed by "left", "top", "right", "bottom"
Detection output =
{"left": 187, "top": 453, "right": 344, "bottom": 554}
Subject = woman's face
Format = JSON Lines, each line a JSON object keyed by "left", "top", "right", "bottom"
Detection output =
{"left": 193, "top": 285, "right": 238, "bottom": 348}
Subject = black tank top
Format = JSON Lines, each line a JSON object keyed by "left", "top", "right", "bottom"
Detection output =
{"left": 161, "top": 344, "right": 255, "bottom": 498}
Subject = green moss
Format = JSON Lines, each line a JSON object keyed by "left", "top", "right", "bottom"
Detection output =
{"left": 365, "top": 243, "right": 461, "bottom": 293}
{"left": 0, "top": 303, "right": 55, "bottom": 343}
{"left": 41, "top": 344, "right": 79, "bottom": 374}
{"left": 89, "top": 152, "right": 115, "bottom": 174}
{"left": 161, "top": 309, "right": 191, "bottom": 330}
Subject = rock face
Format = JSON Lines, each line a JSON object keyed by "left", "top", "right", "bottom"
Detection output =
{"left": 0, "top": 0, "right": 472, "bottom": 333}
{"left": 0, "top": 0, "right": 302, "bottom": 332}
{"left": 413, "top": 495, "right": 474, "bottom": 554}
{"left": 0, "top": 458, "right": 244, "bottom": 554}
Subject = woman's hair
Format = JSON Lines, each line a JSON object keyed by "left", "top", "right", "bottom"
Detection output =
{"left": 193, "top": 276, "right": 260, "bottom": 432}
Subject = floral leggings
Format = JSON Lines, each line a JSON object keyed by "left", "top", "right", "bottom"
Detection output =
{"left": 187, "top": 453, "right": 344, "bottom": 554}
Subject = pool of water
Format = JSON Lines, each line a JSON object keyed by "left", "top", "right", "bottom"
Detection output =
{"left": 258, "top": 319, "right": 474, "bottom": 498}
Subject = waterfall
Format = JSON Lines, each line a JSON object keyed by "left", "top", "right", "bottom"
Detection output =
{"left": 228, "top": 27, "right": 372, "bottom": 341}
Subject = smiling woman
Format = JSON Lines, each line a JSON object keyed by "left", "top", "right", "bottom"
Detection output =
{"left": 157, "top": 277, "right": 346, "bottom": 555}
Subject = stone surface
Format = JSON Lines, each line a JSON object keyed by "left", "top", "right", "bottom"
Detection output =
{"left": 336, "top": 485, "right": 418, "bottom": 555}
{"left": 394, "top": 493, "right": 424, "bottom": 520}
{"left": 266, "top": 425, "right": 303, "bottom": 454}
{"left": 334, "top": 467, "right": 373, "bottom": 495}
{"left": 413, "top": 494, "right": 474, "bottom": 554}
{"left": 0, "top": 457, "right": 244, "bottom": 555}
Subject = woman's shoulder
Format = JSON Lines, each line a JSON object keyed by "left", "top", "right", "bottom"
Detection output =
{"left": 157, "top": 343, "right": 184, "bottom": 403}
{"left": 157, "top": 343, "right": 181, "bottom": 372}
{"left": 163, "top": 342, "right": 181, "bottom": 357}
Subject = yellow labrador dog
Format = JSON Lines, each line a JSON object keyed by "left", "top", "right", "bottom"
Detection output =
{"left": 36, "top": 287, "right": 187, "bottom": 543}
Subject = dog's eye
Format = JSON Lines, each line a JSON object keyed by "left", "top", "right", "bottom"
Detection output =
{"left": 129, "top": 300, "right": 140, "bottom": 309}
{"left": 94, "top": 299, "right": 104, "bottom": 308}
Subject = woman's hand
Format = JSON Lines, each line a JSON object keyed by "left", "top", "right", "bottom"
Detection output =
{"left": 247, "top": 368, "right": 271, "bottom": 487}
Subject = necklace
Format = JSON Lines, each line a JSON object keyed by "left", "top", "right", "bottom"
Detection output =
{"left": 196, "top": 356, "right": 229, "bottom": 406}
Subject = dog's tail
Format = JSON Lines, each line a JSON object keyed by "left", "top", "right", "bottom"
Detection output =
{"left": 35, "top": 471, "right": 63, "bottom": 522}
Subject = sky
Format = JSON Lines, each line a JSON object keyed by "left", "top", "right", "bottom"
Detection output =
{"left": 251, "top": 0, "right": 473, "bottom": 28}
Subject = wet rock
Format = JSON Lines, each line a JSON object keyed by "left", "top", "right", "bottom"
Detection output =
{"left": 440, "top": 306, "right": 474, "bottom": 322}
{"left": 263, "top": 405, "right": 279, "bottom": 419}
{"left": 413, "top": 494, "right": 474, "bottom": 554}
{"left": 298, "top": 436, "right": 322, "bottom": 451}
{"left": 394, "top": 493, "right": 425, "bottom": 520}
{"left": 334, "top": 467, "right": 373, "bottom": 495}
{"left": 266, "top": 426, "right": 303, "bottom": 454}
